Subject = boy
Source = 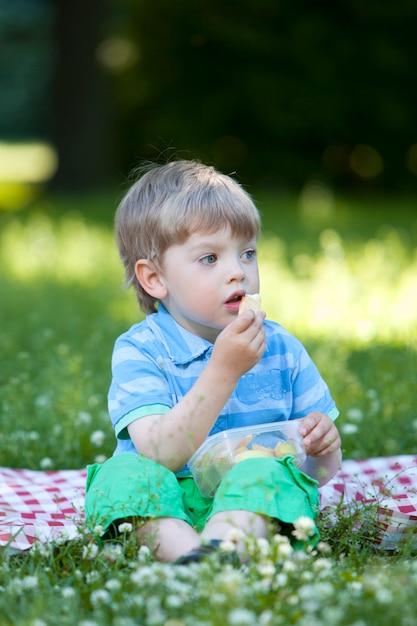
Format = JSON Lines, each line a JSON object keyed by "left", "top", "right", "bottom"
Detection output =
{"left": 85, "top": 159, "right": 341, "bottom": 563}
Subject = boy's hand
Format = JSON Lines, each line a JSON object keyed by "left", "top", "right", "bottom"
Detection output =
{"left": 299, "top": 412, "right": 341, "bottom": 457}
{"left": 211, "top": 310, "right": 266, "bottom": 379}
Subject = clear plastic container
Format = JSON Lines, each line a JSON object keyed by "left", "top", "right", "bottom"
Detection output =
{"left": 188, "top": 419, "right": 306, "bottom": 497}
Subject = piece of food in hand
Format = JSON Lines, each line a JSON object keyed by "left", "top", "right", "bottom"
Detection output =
{"left": 238, "top": 293, "right": 261, "bottom": 315}
{"left": 233, "top": 449, "right": 274, "bottom": 464}
{"left": 274, "top": 441, "right": 297, "bottom": 458}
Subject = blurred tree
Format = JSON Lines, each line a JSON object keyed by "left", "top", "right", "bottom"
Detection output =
{"left": 1, "top": 0, "right": 416, "bottom": 192}
{"left": 50, "top": 0, "right": 114, "bottom": 190}
{"left": 107, "top": 0, "right": 417, "bottom": 190}
{"left": 0, "top": 0, "right": 54, "bottom": 140}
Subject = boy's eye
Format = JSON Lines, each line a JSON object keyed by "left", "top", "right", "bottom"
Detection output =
{"left": 242, "top": 249, "right": 256, "bottom": 260}
{"left": 200, "top": 253, "right": 217, "bottom": 265}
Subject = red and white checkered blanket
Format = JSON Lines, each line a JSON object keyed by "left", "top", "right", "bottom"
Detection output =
{"left": 2, "top": 455, "right": 417, "bottom": 552}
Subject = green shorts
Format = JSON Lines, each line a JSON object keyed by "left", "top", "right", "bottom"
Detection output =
{"left": 85, "top": 452, "right": 320, "bottom": 543}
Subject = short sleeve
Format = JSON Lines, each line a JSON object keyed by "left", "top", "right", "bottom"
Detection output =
{"left": 108, "top": 333, "right": 173, "bottom": 440}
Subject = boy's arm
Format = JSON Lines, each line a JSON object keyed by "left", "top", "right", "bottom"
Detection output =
{"left": 298, "top": 412, "right": 342, "bottom": 487}
{"left": 127, "top": 311, "right": 266, "bottom": 472}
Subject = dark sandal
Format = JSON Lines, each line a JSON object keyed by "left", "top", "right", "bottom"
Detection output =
{"left": 175, "top": 539, "right": 239, "bottom": 565}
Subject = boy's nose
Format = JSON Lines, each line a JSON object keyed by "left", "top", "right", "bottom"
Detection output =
{"left": 227, "top": 262, "right": 245, "bottom": 282}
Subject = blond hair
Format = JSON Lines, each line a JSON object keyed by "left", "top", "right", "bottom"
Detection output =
{"left": 115, "top": 159, "right": 261, "bottom": 313}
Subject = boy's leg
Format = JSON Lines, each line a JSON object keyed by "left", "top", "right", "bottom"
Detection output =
{"left": 85, "top": 453, "right": 200, "bottom": 560}
{"left": 136, "top": 517, "right": 200, "bottom": 562}
{"left": 204, "top": 456, "right": 320, "bottom": 553}
{"left": 201, "top": 509, "right": 268, "bottom": 556}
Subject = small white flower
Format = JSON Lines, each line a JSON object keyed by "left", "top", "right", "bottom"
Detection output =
{"left": 94, "top": 454, "right": 107, "bottom": 464}
{"left": 77, "top": 411, "right": 92, "bottom": 425}
{"left": 346, "top": 408, "right": 364, "bottom": 421}
{"left": 258, "top": 560, "right": 275, "bottom": 577}
{"left": 39, "top": 457, "right": 54, "bottom": 470}
{"left": 228, "top": 608, "right": 256, "bottom": 625}
{"left": 276, "top": 542, "right": 294, "bottom": 559}
{"left": 218, "top": 539, "right": 236, "bottom": 553}
{"left": 93, "top": 525, "right": 105, "bottom": 537}
{"left": 341, "top": 423, "right": 359, "bottom": 435}
{"left": 292, "top": 516, "right": 316, "bottom": 541}
{"left": 62, "top": 587, "right": 76, "bottom": 598}
{"left": 256, "top": 537, "right": 271, "bottom": 557}
{"left": 90, "top": 589, "right": 110, "bottom": 607}
{"left": 138, "top": 545, "right": 151, "bottom": 561}
{"left": 105, "top": 578, "right": 122, "bottom": 591}
{"left": 21, "top": 575, "right": 39, "bottom": 590}
{"left": 226, "top": 527, "right": 246, "bottom": 544}
{"left": 90, "top": 430, "right": 106, "bottom": 447}
{"left": 118, "top": 522, "right": 133, "bottom": 534}
{"left": 82, "top": 542, "right": 99, "bottom": 560}
{"left": 102, "top": 543, "right": 123, "bottom": 562}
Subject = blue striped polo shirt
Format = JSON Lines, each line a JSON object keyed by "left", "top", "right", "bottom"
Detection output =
{"left": 108, "top": 304, "right": 338, "bottom": 469}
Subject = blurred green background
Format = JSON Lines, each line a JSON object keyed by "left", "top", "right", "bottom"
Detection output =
{"left": 1, "top": 0, "right": 417, "bottom": 201}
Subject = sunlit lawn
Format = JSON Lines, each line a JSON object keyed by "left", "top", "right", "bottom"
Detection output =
{"left": 1, "top": 189, "right": 417, "bottom": 625}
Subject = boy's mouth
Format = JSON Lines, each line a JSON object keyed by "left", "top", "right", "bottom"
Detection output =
{"left": 225, "top": 291, "right": 246, "bottom": 305}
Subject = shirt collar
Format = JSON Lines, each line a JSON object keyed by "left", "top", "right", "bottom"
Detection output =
{"left": 147, "top": 304, "right": 212, "bottom": 364}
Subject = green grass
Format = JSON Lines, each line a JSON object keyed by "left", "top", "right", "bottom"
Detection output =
{"left": 1, "top": 190, "right": 417, "bottom": 625}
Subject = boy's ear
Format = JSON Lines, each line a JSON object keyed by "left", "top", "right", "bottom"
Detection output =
{"left": 135, "top": 259, "right": 167, "bottom": 300}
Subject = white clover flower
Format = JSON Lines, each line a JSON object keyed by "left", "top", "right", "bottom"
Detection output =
{"left": 32, "top": 541, "right": 53, "bottom": 558}
{"left": 90, "top": 589, "right": 111, "bottom": 607}
{"left": 275, "top": 572, "right": 288, "bottom": 587}
{"left": 226, "top": 527, "right": 246, "bottom": 544}
{"left": 228, "top": 608, "right": 257, "bottom": 625}
{"left": 316, "top": 541, "right": 331, "bottom": 554}
{"left": 375, "top": 587, "right": 393, "bottom": 604}
{"left": 165, "top": 594, "right": 183, "bottom": 608}
{"left": 276, "top": 542, "right": 294, "bottom": 559}
{"left": 105, "top": 578, "right": 122, "bottom": 592}
{"left": 39, "top": 457, "right": 54, "bottom": 470}
{"left": 301, "top": 570, "right": 314, "bottom": 583}
{"left": 93, "top": 525, "right": 105, "bottom": 537}
{"left": 138, "top": 545, "right": 151, "bottom": 561}
{"left": 256, "top": 537, "right": 271, "bottom": 557}
{"left": 32, "top": 620, "right": 47, "bottom": 626}
{"left": 21, "top": 576, "right": 39, "bottom": 590}
{"left": 62, "top": 586, "right": 76, "bottom": 598}
{"left": 90, "top": 430, "right": 106, "bottom": 447}
{"left": 82, "top": 542, "right": 99, "bottom": 560}
{"left": 218, "top": 539, "right": 236, "bottom": 553}
{"left": 102, "top": 543, "right": 123, "bottom": 562}
{"left": 118, "top": 522, "right": 133, "bottom": 534}
{"left": 211, "top": 593, "right": 227, "bottom": 605}
{"left": 292, "top": 516, "right": 316, "bottom": 541}
{"left": 341, "top": 423, "right": 359, "bottom": 435}
{"left": 94, "top": 454, "right": 107, "bottom": 464}
{"left": 257, "top": 560, "right": 275, "bottom": 578}
{"left": 77, "top": 411, "right": 92, "bottom": 425}
{"left": 259, "top": 610, "right": 274, "bottom": 626}
{"left": 272, "top": 533, "right": 291, "bottom": 545}
{"left": 86, "top": 571, "right": 100, "bottom": 584}
{"left": 346, "top": 407, "right": 364, "bottom": 421}
{"left": 313, "top": 557, "right": 332, "bottom": 573}
{"left": 35, "top": 394, "right": 50, "bottom": 408}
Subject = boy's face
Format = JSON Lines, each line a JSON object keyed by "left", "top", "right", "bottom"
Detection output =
{"left": 159, "top": 227, "right": 260, "bottom": 342}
